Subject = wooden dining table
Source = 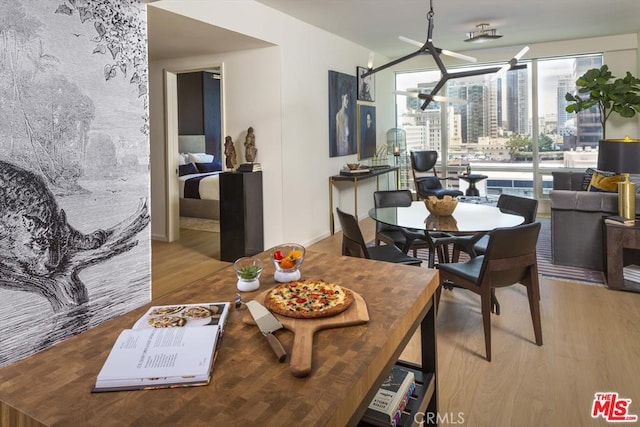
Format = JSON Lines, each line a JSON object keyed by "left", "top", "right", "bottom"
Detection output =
{"left": 0, "top": 250, "right": 439, "bottom": 427}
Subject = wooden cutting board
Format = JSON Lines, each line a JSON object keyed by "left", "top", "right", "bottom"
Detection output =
{"left": 242, "top": 288, "right": 369, "bottom": 377}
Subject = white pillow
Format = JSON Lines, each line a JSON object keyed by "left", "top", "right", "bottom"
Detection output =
{"left": 188, "top": 152, "right": 214, "bottom": 164}
{"left": 178, "top": 153, "right": 190, "bottom": 165}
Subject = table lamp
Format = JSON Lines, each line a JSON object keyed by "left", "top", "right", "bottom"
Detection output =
{"left": 597, "top": 137, "right": 640, "bottom": 219}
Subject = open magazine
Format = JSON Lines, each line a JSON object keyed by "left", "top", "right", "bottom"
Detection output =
{"left": 92, "top": 302, "right": 230, "bottom": 393}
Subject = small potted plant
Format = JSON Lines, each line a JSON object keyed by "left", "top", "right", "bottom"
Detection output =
{"left": 234, "top": 257, "right": 263, "bottom": 292}
{"left": 565, "top": 65, "right": 640, "bottom": 139}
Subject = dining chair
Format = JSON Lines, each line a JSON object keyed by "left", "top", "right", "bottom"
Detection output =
{"left": 436, "top": 222, "right": 543, "bottom": 361}
{"left": 373, "top": 190, "right": 456, "bottom": 267}
{"left": 373, "top": 190, "right": 431, "bottom": 255}
{"left": 409, "top": 150, "right": 463, "bottom": 200}
{"left": 452, "top": 194, "right": 539, "bottom": 260}
{"left": 335, "top": 207, "right": 422, "bottom": 266}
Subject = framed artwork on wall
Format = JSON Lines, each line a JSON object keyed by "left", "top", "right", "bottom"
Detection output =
{"left": 358, "top": 105, "right": 376, "bottom": 160}
{"left": 328, "top": 70, "right": 357, "bottom": 158}
{"left": 357, "top": 66, "right": 375, "bottom": 102}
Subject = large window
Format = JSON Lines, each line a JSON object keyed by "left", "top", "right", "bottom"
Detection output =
{"left": 395, "top": 54, "right": 603, "bottom": 198}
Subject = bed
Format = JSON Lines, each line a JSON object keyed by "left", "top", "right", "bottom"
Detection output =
{"left": 178, "top": 136, "right": 222, "bottom": 220}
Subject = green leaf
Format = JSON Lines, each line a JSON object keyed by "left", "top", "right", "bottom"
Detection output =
{"left": 238, "top": 265, "right": 260, "bottom": 279}
{"left": 564, "top": 64, "right": 640, "bottom": 138}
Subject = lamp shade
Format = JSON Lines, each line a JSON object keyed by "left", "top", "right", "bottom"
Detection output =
{"left": 597, "top": 139, "right": 640, "bottom": 174}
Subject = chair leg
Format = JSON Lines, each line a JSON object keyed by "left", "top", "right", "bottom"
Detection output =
{"left": 526, "top": 274, "right": 543, "bottom": 346}
{"left": 481, "top": 289, "right": 493, "bottom": 362}
{"left": 428, "top": 250, "right": 436, "bottom": 268}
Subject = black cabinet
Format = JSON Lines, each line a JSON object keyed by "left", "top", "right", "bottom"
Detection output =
{"left": 220, "top": 171, "right": 264, "bottom": 262}
{"left": 177, "top": 71, "right": 221, "bottom": 157}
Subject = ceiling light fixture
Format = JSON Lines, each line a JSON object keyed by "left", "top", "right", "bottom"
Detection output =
{"left": 361, "top": 0, "right": 529, "bottom": 110}
{"left": 464, "top": 23, "right": 503, "bottom": 43}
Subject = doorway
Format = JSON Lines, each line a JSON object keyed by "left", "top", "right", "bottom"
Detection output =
{"left": 164, "top": 65, "right": 224, "bottom": 245}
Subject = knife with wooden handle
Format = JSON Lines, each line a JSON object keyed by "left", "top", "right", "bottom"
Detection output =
{"left": 246, "top": 300, "right": 287, "bottom": 362}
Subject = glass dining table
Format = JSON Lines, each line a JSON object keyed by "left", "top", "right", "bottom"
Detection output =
{"left": 369, "top": 200, "right": 526, "bottom": 314}
{"left": 368, "top": 200, "right": 525, "bottom": 259}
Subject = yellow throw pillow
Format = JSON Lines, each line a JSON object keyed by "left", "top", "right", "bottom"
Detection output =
{"left": 588, "top": 172, "right": 623, "bottom": 192}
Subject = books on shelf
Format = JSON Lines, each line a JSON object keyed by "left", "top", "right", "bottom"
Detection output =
{"left": 237, "top": 162, "right": 262, "bottom": 172}
{"left": 604, "top": 215, "right": 636, "bottom": 226}
{"left": 93, "top": 302, "right": 230, "bottom": 393}
{"left": 362, "top": 366, "right": 416, "bottom": 427}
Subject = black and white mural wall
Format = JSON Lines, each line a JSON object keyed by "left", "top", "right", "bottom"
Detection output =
{"left": 0, "top": 0, "right": 151, "bottom": 367}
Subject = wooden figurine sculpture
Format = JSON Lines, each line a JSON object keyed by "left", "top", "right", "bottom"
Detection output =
{"left": 224, "top": 136, "right": 237, "bottom": 169}
{"left": 244, "top": 127, "right": 257, "bottom": 163}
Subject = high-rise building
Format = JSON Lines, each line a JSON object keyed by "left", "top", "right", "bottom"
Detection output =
{"left": 505, "top": 68, "right": 530, "bottom": 135}
{"left": 572, "top": 56, "right": 604, "bottom": 147}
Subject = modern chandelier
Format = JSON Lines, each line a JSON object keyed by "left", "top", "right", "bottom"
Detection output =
{"left": 361, "top": 0, "right": 529, "bottom": 109}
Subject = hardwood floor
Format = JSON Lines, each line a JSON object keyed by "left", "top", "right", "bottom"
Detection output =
{"left": 152, "top": 220, "right": 640, "bottom": 426}
{"left": 151, "top": 228, "right": 228, "bottom": 299}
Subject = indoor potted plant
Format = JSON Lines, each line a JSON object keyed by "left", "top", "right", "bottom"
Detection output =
{"left": 234, "top": 257, "right": 263, "bottom": 292}
{"left": 565, "top": 64, "right": 640, "bottom": 139}
{"left": 565, "top": 65, "right": 640, "bottom": 219}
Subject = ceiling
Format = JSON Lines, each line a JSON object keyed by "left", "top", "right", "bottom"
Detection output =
{"left": 147, "top": 6, "right": 272, "bottom": 61}
{"left": 255, "top": 0, "right": 640, "bottom": 58}
{"left": 148, "top": 0, "right": 640, "bottom": 62}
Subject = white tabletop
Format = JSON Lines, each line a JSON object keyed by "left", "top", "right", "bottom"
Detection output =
{"left": 369, "top": 201, "right": 524, "bottom": 233}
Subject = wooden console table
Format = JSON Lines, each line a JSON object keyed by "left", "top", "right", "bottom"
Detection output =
{"left": 604, "top": 220, "right": 640, "bottom": 292}
{"left": 329, "top": 166, "right": 399, "bottom": 234}
{"left": 0, "top": 251, "right": 438, "bottom": 427}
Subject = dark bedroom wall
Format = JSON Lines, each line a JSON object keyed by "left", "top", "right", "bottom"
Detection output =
{"left": 177, "top": 71, "right": 222, "bottom": 158}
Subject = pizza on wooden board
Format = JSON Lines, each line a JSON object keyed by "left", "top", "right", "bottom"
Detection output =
{"left": 264, "top": 280, "right": 354, "bottom": 319}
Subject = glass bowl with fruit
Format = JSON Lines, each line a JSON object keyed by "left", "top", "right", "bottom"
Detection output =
{"left": 270, "top": 243, "right": 306, "bottom": 282}
{"left": 234, "top": 257, "right": 264, "bottom": 292}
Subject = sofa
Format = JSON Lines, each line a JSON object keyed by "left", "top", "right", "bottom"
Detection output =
{"left": 550, "top": 170, "right": 640, "bottom": 271}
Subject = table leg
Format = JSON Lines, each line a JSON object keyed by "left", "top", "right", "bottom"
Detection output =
{"left": 353, "top": 179, "right": 358, "bottom": 220}
{"left": 329, "top": 178, "right": 335, "bottom": 235}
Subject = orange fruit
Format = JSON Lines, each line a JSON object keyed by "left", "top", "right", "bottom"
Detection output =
{"left": 280, "top": 258, "right": 295, "bottom": 269}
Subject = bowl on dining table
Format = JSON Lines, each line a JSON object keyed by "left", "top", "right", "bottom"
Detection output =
{"left": 270, "top": 243, "right": 306, "bottom": 282}
{"left": 424, "top": 195, "right": 458, "bottom": 216}
{"left": 346, "top": 163, "right": 361, "bottom": 170}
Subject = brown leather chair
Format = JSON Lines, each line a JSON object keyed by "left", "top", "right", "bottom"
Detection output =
{"left": 336, "top": 207, "right": 422, "bottom": 266}
{"left": 409, "top": 150, "right": 463, "bottom": 200}
{"left": 436, "top": 222, "right": 543, "bottom": 361}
